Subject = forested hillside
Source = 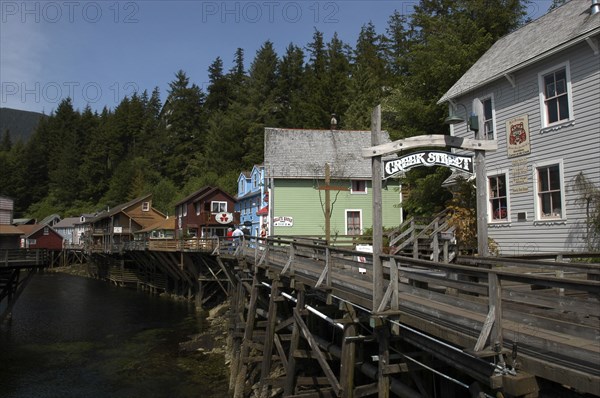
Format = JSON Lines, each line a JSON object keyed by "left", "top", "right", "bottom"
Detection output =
{"left": 0, "top": 0, "right": 529, "bottom": 219}
{"left": 0, "top": 108, "right": 46, "bottom": 144}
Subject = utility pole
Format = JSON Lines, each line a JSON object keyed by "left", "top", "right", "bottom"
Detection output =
{"left": 371, "top": 105, "right": 383, "bottom": 310}
{"left": 325, "top": 163, "right": 331, "bottom": 245}
{"left": 472, "top": 99, "right": 489, "bottom": 257}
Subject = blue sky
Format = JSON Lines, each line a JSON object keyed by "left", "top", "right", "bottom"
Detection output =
{"left": 1, "top": 0, "right": 553, "bottom": 114}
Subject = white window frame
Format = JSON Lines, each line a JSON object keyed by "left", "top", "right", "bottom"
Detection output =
{"left": 533, "top": 159, "right": 566, "bottom": 221}
{"left": 211, "top": 201, "right": 227, "bottom": 213}
{"left": 252, "top": 173, "right": 259, "bottom": 190}
{"left": 481, "top": 95, "right": 496, "bottom": 140}
{"left": 350, "top": 180, "right": 368, "bottom": 194}
{"left": 538, "top": 61, "right": 574, "bottom": 129}
{"left": 345, "top": 209, "right": 363, "bottom": 235}
{"left": 487, "top": 170, "right": 510, "bottom": 223}
{"left": 142, "top": 202, "right": 150, "bottom": 211}
{"left": 238, "top": 179, "right": 245, "bottom": 195}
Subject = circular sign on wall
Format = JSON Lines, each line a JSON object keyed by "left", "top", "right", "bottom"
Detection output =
{"left": 215, "top": 212, "right": 233, "bottom": 224}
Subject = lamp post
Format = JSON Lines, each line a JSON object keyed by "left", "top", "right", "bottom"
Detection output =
{"left": 445, "top": 101, "right": 489, "bottom": 257}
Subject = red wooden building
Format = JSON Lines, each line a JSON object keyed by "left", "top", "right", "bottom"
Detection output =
{"left": 174, "top": 186, "right": 240, "bottom": 239}
{"left": 18, "top": 224, "right": 64, "bottom": 250}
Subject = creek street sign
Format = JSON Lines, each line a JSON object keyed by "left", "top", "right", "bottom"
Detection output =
{"left": 383, "top": 150, "right": 473, "bottom": 179}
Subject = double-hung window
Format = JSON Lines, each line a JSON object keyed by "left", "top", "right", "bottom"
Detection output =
{"left": 489, "top": 174, "right": 508, "bottom": 221}
{"left": 351, "top": 180, "right": 367, "bottom": 194}
{"left": 539, "top": 63, "right": 572, "bottom": 127}
{"left": 346, "top": 210, "right": 362, "bottom": 235}
{"left": 536, "top": 163, "right": 563, "bottom": 219}
{"left": 211, "top": 201, "right": 227, "bottom": 213}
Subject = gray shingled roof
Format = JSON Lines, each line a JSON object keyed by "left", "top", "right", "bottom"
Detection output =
{"left": 264, "top": 128, "right": 392, "bottom": 179}
{"left": 439, "top": 0, "right": 600, "bottom": 103}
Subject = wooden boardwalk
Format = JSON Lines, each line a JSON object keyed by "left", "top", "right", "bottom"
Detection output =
{"left": 227, "top": 238, "right": 599, "bottom": 397}
{"left": 80, "top": 239, "right": 600, "bottom": 396}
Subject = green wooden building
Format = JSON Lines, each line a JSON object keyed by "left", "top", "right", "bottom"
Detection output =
{"left": 263, "top": 128, "right": 403, "bottom": 239}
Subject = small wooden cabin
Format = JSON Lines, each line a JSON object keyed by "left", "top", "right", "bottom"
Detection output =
{"left": 18, "top": 224, "right": 64, "bottom": 250}
{"left": 174, "top": 186, "right": 240, "bottom": 239}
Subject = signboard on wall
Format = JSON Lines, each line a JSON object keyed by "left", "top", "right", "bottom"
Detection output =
{"left": 506, "top": 115, "right": 531, "bottom": 158}
{"left": 215, "top": 212, "right": 233, "bottom": 224}
{"left": 273, "top": 216, "right": 293, "bottom": 227}
{"left": 383, "top": 150, "right": 473, "bottom": 179}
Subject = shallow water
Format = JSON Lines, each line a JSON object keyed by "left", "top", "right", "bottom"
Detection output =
{"left": 0, "top": 273, "right": 229, "bottom": 398}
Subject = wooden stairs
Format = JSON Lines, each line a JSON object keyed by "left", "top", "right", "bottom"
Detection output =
{"left": 386, "top": 210, "right": 457, "bottom": 262}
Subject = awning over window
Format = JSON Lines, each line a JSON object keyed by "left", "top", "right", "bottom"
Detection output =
{"left": 256, "top": 206, "right": 268, "bottom": 216}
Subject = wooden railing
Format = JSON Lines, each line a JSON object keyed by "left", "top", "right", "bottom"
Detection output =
{"left": 0, "top": 249, "right": 49, "bottom": 268}
{"left": 236, "top": 237, "right": 600, "bottom": 395}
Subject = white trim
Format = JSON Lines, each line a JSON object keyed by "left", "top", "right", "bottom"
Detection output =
{"left": 532, "top": 159, "right": 566, "bottom": 222}
{"left": 537, "top": 61, "right": 574, "bottom": 129}
{"left": 345, "top": 209, "right": 363, "bottom": 235}
{"left": 480, "top": 94, "right": 496, "bottom": 141}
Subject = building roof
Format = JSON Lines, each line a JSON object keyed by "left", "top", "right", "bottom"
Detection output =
{"left": 40, "top": 214, "right": 61, "bottom": 225}
{"left": 89, "top": 194, "right": 154, "bottom": 222}
{"left": 0, "top": 224, "right": 23, "bottom": 236}
{"left": 173, "top": 186, "right": 213, "bottom": 207}
{"left": 135, "top": 217, "right": 176, "bottom": 234}
{"left": 53, "top": 217, "right": 81, "bottom": 229}
{"left": 17, "top": 224, "right": 60, "bottom": 238}
{"left": 439, "top": 0, "right": 600, "bottom": 103}
{"left": 175, "top": 186, "right": 237, "bottom": 206}
{"left": 264, "top": 128, "right": 392, "bottom": 179}
{"left": 12, "top": 218, "right": 35, "bottom": 225}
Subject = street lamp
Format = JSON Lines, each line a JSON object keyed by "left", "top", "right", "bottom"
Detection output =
{"left": 445, "top": 103, "right": 479, "bottom": 133}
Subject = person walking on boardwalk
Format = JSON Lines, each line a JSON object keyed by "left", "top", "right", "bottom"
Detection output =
{"left": 232, "top": 226, "right": 244, "bottom": 253}
{"left": 226, "top": 227, "right": 234, "bottom": 253}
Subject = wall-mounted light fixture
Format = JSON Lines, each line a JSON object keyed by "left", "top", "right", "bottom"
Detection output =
{"left": 444, "top": 103, "right": 479, "bottom": 133}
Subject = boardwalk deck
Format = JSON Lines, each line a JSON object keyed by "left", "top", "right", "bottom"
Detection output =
{"left": 57, "top": 238, "right": 599, "bottom": 397}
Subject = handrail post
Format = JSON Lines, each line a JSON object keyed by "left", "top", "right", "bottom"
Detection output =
{"left": 489, "top": 272, "right": 503, "bottom": 355}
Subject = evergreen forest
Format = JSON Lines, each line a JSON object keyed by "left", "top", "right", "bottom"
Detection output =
{"left": 0, "top": 0, "right": 533, "bottom": 220}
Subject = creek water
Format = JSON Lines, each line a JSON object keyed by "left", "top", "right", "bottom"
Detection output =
{"left": 0, "top": 272, "right": 229, "bottom": 398}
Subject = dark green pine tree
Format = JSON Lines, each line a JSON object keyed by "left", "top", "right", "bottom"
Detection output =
{"left": 79, "top": 107, "right": 114, "bottom": 204}
{"left": 383, "top": 10, "right": 410, "bottom": 78}
{"left": 324, "top": 33, "right": 352, "bottom": 129}
{"left": 140, "top": 87, "right": 167, "bottom": 175}
{"left": 274, "top": 43, "right": 306, "bottom": 127}
{"left": 227, "top": 48, "right": 247, "bottom": 104}
{"left": 75, "top": 105, "right": 99, "bottom": 204}
{"left": 205, "top": 57, "right": 231, "bottom": 112}
{"left": 19, "top": 118, "right": 50, "bottom": 212}
{"left": 241, "top": 41, "right": 280, "bottom": 168}
{"left": 302, "top": 29, "right": 329, "bottom": 128}
{"left": 46, "top": 98, "right": 83, "bottom": 205}
{"left": 163, "top": 70, "right": 207, "bottom": 186}
{"left": 0, "top": 129, "right": 12, "bottom": 151}
{"left": 344, "top": 22, "right": 390, "bottom": 130}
